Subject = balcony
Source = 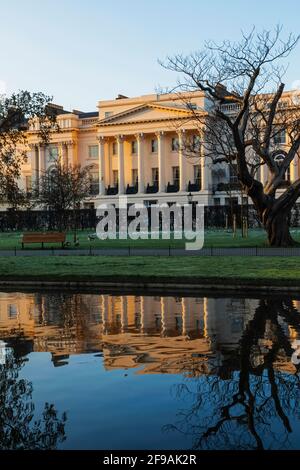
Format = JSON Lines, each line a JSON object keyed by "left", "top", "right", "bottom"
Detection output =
{"left": 126, "top": 183, "right": 138, "bottom": 194}
{"left": 106, "top": 185, "right": 118, "bottom": 195}
{"left": 215, "top": 182, "right": 241, "bottom": 192}
{"left": 278, "top": 180, "right": 291, "bottom": 188}
{"left": 188, "top": 181, "right": 200, "bottom": 192}
{"left": 146, "top": 183, "right": 158, "bottom": 194}
{"left": 219, "top": 103, "right": 241, "bottom": 114}
{"left": 89, "top": 183, "right": 99, "bottom": 196}
{"left": 166, "top": 182, "right": 179, "bottom": 193}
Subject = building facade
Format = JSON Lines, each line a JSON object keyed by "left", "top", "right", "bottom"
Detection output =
{"left": 23, "top": 90, "right": 300, "bottom": 209}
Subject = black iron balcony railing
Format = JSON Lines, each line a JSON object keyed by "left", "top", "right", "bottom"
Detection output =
{"left": 166, "top": 182, "right": 179, "bottom": 193}
{"left": 89, "top": 183, "right": 99, "bottom": 196}
{"left": 146, "top": 183, "right": 158, "bottom": 193}
{"left": 278, "top": 180, "right": 291, "bottom": 188}
{"left": 126, "top": 183, "right": 138, "bottom": 194}
{"left": 215, "top": 182, "right": 241, "bottom": 192}
{"left": 187, "top": 181, "right": 200, "bottom": 192}
{"left": 106, "top": 185, "right": 118, "bottom": 195}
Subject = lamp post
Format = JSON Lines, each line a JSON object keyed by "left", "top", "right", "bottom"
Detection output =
{"left": 187, "top": 192, "right": 194, "bottom": 230}
{"left": 187, "top": 191, "right": 193, "bottom": 205}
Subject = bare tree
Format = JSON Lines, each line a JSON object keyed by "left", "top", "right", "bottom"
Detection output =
{"left": 163, "top": 298, "right": 300, "bottom": 450}
{"left": 33, "top": 159, "right": 92, "bottom": 234}
{"left": 0, "top": 90, "right": 57, "bottom": 208}
{"left": 162, "top": 27, "right": 300, "bottom": 246}
{"left": 0, "top": 349, "right": 66, "bottom": 449}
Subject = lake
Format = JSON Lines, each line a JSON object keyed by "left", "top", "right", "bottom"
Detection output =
{"left": 0, "top": 290, "right": 299, "bottom": 450}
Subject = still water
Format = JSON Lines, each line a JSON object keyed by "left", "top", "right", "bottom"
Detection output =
{"left": 0, "top": 291, "right": 299, "bottom": 450}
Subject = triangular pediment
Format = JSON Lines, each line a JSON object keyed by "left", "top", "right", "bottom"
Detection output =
{"left": 98, "top": 103, "right": 193, "bottom": 126}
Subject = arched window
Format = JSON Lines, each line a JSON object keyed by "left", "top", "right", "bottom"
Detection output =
{"left": 273, "top": 151, "right": 290, "bottom": 181}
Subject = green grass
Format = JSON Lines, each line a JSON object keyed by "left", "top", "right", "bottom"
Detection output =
{"left": 2, "top": 228, "right": 300, "bottom": 250}
{"left": 0, "top": 256, "right": 299, "bottom": 284}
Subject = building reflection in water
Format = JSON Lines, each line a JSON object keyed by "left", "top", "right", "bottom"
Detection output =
{"left": 1, "top": 292, "right": 297, "bottom": 374}
{"left": 0, "top": 292, "right": 300, "bottom": 450}
{"left": 0, "top": 293, "right": 258, "bottom": 369}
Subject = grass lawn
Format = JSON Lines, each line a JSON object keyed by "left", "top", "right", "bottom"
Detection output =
{"left": 1, "top": 228, "right": 300, "bottom": 250}
{"left": 0, "top": 256, "right": 299, "bottom": 284}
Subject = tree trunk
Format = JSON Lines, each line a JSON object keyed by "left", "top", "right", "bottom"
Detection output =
{"left": 264, "top": 210, "right": 295, "bottom": 247}
{"left": 249, "top": 184, "right": 296, "bottom": 248}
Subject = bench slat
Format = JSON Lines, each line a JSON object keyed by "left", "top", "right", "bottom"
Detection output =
{"left": 22, "top": 232, "right": 66, "bottom": 245}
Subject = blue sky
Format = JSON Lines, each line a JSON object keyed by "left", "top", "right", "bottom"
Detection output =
{"left": 1, "top": 0, "right": 299, "bottom": 111}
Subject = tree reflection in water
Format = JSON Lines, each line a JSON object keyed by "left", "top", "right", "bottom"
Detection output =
{"left": 164, "top": 298, "right": 300, "bottom": 450}
{"left": 0, "top": 349, "right": 67, "bottom": 449}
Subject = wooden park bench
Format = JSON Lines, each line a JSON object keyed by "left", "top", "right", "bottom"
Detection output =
{"left": 21, "top": 232, "right": 66, "bottom": 249}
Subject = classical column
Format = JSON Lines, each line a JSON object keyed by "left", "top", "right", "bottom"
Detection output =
{"left": 160, "top": 297, "right": 166, "bottom": 336}
{"left": 98, "top": 136, "right": 106, "bottom": 196}
{"left": 101, "top": 295, "right": 109, "bottom": 335}
{"left": 31, "top": 145, "right": 38, "bottom": 189}
{"left": 182, "top": 298, "right": 188, "bottom": 336}
{"left": 260, "top": 162, "right": 268, "bottom": 185}
{"left": 121, "top": 296, "right": 128, "bottom": 332}
{"left": 136, "top": 133, "right": 145, "bottom": 193}
{"left": 140, "top": 296, "right": 153, "bottom": 333}
{"left": 178, "top": 130, "right": 186, "bottom": 192}
{"left": 67, "top": 141, "right": 77, "bottom": 165}
{"left": 157, "top": 131, "right": 165, "bottom": 192}
{"left": 61, "top": 143, "right": 68, "bottom": 166}
{"left": 38, "top": 145, "right": 46, "bottom": 185}
{"left": 290, "top": 159, "right": 299, "bottom": 183}
{"left": 200, "top": 154, "right": 209, "bottom": 191}
{"left": 117, "top": 135, "right": 124, "bottom": 195}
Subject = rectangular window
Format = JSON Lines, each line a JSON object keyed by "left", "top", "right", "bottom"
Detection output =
{"left": 131, "top": 141, "right": 137, "bottom": 154}
{"left": 193, "top": 134, "right": 201, "bottom": 152}
{"left": 132, "top": 169, "right": 138, "bottom": 185}
{"left": 112, "top": 142, "right": 117, "bottom": 155}
{"left": 113, "top": 170, "right": 118, "bottom": 187}
{"left": 229, "top": 164, "right": 238, "bottom": 183}
{"left": 90, "top": 172, "right": 99, "bottom": 195}
{"left": 152, "top": 167, "right": 159, "bottom": 185}
{"left": 8, "top": 304, "right": 18, "bottom": 319}
{"left": 105, "top": 111, "right": 112, "bottom": 118}
{"left": 88, "top": 145, "right": 98, "bottom": 159}
{"left": 172, "top": 166, "right": 180, "bottom": 186}
{"left": 171, "top": 137, "right": 179, "bottom": 151}
{"left": 25, "top": 175, "right": 32, "bottom": 193}
{"left": 186, "top": 102, "right": 197, "bottom": 110}
{"left": 193, "top": 165, "right": 201, "bottom": 186}
{"left": 274, "top": 129, "right": 286, "bottom": 144}
{"left": 48, "top": 146, "right": 59, "bottom": 161}
{"left": 225, "top": 197, "right": 238, "bottom": 205}
{"left": 151, "top": 139, "right": 158, "bottom": 153}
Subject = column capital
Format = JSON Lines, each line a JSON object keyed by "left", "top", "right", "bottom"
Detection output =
{"left": 97, "top": 135, "right": 107, "bottom": 143}
{"left": 155, "top": 131, "right": 165, "bottom": 139}
{"left": 116, "top": 134, "right": 124, "bottom": 143}
{"left": 135, "top": 132, "right": 144, "bottom": 141}
{"left": 66, "top": 139, "right": 76, "bottom": 147}
{"left": 177, "top": 128, "right": 186, "bottom": 137}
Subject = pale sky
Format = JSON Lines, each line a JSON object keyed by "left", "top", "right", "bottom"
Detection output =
{"left": 1, "top": 0, "right": 299, "bottom": 111}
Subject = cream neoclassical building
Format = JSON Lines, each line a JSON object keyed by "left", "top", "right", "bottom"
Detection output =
{"left": 23, "top": 89, "right": 300, "bottom": 209}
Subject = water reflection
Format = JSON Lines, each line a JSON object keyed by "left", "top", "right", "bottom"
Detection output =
{"left": 165, "top": 298, "right": 300, "bottom": 450}
{"left": 0, "top": 348, "right": 67, "bottom": 449}
{"left": 0, "top": 292, "right": 299, "bottom": 449}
